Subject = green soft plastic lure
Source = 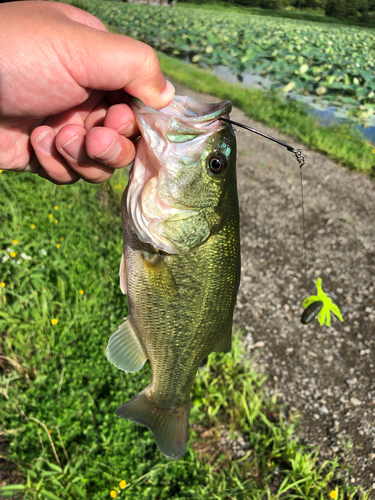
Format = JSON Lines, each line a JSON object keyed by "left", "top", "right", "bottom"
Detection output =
{"left": 302, "top": 278, "right": 344, "bottom": 327}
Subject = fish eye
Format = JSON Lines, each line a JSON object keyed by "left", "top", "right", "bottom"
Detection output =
{"left": 208, "top": 154, "right": 227, "bottom": 175}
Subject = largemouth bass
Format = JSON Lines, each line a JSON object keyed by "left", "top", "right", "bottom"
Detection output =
{"left": 106, "top": 95, "right": 240, "bottom": 460}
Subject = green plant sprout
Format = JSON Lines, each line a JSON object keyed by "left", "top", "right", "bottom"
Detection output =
{"left": 302, "top": 278, "right": 344, "bottom": 327}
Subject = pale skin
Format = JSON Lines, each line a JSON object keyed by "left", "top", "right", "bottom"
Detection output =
{"left": 0, "top": 1, "right": 175, "bottom": 184}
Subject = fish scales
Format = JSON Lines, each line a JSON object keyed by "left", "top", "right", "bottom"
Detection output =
{"left": 107, "top": 95, "right": 240, "bottom": 460}
{"left": 123, "top": 211, "right": 239, "bottom": 403}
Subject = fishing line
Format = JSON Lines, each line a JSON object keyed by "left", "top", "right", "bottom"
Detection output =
{"left": 220, "top": 118, "right": 306, "bottom": 167}
{"left": 220, "top": 118, "right": 308, "bottom": 282}
{"left": 299, "top": 161, "right": 308, "bottom": 289}
{"left": 219, "top": 118, "right": 324, "bottom": 323}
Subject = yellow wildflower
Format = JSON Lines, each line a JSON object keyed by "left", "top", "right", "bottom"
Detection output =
{"left": 110, "top": 491, "right": 117, "bottom": 498}
{"left": 13, "top": 240, "right": 18, "bottom": 245}
{"left": 54, "top": 220, "right": 58, "bottom": 224}
{"left": 60, "top": 237, "right": 64, "bottom": 241}
{"left": 56, "top": 244, "right": 60, "bottom": 249}
{"left": 49, "top": 214, "right": 53, "bottom": 219}
{"left": 79, "top": 290, "right": 84, "bottom": 295}
{"left": 10, "top": 252, "right": 16, "bottom": 258}
{"left": 51, "top": 318, "right": 58, "bottom": 325}
{"left": 372, "top": 149, "right": 375, "bottom": 154}
{"left": 48, "top": 429, "right": 52, "bottom": 434}
{"left": 30, "top": 224, "right": 36, "bottom": 229}
{"left": 0, "top": 283, "right": 5, "bottom": 288}
{"left": 0, "top": 169, "right": 2, "bottom": 173}
{"left": 54, "top": 205, "right": 59, "bottom": 210}
{"left": 68, "top": 204, "right": 72, "bottom": 208}
{"left": 119, "top": 481, "right": 126, "bottom": 489}
{"left": 346, "top": 135, "right": 351, "bottom": 139}
{"left": 329, "top": 491, "right": 337, "bottom": 499}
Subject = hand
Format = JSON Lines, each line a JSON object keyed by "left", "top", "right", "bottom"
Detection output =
{"left": 0, "top": 1, "right": 175, "bottom": 184}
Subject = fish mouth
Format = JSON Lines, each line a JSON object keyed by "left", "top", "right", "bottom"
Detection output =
{"left": 126, "top": 96, "right": 233, "bottom": 254}
{"left": 132, "top": 96, "right": 231, "bottom": 130}
{"left": 131, "top": 96, "right": 231, "bottom": 147}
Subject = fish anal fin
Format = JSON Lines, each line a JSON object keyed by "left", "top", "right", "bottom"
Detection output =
{"left": 116, "top": 389, "right": 190, "bottom": 460}
{"left": 213, "top": 327, "right": 232, "bottom": 353}
{"left": 106, "top": 318, "right": 147, "bottom": 373}
{"left": 119, "top": 252, "right": 127, "bottom": 295}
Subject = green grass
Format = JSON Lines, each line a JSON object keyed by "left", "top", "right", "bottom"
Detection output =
{"left": 0, "top": 171, "right": 370, "bottom": 499}
{"left": 157, "top": 52, "right": 374, "bottom": 174}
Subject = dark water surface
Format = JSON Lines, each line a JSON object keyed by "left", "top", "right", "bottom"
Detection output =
{"left": 213, "top": 65, "right": 375, "bottom": 144}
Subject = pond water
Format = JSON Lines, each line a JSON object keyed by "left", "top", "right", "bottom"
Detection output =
{"left": 213, "top": 65, "right": 375, "bottom": 144}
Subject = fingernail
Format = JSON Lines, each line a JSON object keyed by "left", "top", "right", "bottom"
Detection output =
{"left": 94, "top": 138, "right": 122, "bottom": 163}
{"left": 117, "top": 121, "right": 133, "bottom": 136}
{"left": 61, "top": 133, "right": 84, "bottom": 161}
{"left": 36, "top": 130, "right": 54, "bottom": 155}
{"left": 160, "top": 80, "right": 175, "bottom": 102}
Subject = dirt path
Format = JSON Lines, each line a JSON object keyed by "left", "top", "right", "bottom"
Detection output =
{"left": 171, "top": 79, "right": 375, "bottom": 492}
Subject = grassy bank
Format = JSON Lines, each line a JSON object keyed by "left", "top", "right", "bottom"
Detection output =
{"left": 0, "top": 171, "right": 370, "bottom": 499}
{"left": 157, "top": 52, "right": 374, "bottom": 174}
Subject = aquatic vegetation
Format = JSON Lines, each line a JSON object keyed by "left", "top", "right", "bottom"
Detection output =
{"left": 89, "top": 2, "right": 375, "bottom": 114}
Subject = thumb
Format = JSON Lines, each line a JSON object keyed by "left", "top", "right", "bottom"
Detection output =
{"left": 60, "top": 8, "right": 175, "bottom": 109}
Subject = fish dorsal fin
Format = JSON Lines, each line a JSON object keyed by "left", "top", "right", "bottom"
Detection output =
{"left": 119, "top": 252, "right": 127, "bottom": 295}
{"left": 106, "top": 318, "right": 148, "bottom": 373}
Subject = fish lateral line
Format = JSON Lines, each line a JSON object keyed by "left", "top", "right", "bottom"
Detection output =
{"left": 219, "top": 118, "right": 305, "bottom": 168}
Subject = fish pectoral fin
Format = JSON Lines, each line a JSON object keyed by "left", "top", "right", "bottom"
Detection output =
{"left": 116, "top": 388, "right": 190, "bottom": 461}
{"left": 106, "top": 318, "right": 147, "bottom": 373}
{"left": 213, "top": 327, "right": 232, "bottom": 353}
{"left": 142, "top": 252, "right": 178, "bottom": 301}
{"left": 119, "top": 252, "right": 127, "bottom": 295}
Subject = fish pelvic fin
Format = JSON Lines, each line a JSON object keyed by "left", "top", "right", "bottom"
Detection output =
{"left": 106, "top": 318, "right": 148, "bottom": 373}
{"left": 116, "top": 389, "right": 190, "bottom": 461}
{"left": 119, "top": 252, "right": 127, "bottom": 295}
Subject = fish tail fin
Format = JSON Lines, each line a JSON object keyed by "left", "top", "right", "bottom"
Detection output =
{"left": 116, "top": 389, "right": 190, "bottom": 460}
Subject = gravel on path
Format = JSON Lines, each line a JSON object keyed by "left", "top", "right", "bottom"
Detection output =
{"left": 170, "top": 79, "right": 375, "bottom": 493}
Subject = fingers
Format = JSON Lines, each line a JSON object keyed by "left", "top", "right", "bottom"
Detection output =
{"left": 30, "top": 126, "right": 80, "bottom": 184}
{"left": 31, "top": 122, "right": 136, "bottom": 184}
{"left": 84, "top": 127, "right": 135, "bottom": 168}
{"left": 30, "top": 92, "right": 136, "bottom": 184}
{"left": 30, "top": 93, "right": 137, "bottom": 184}
{"left": 103, "top": 103, "right": 139, "bottom": 137}
{"left": 85, "top": 100, "right": 109, "bottom": 130}
{"left": 55, "top": 124, "right": 114, "bottom": 183}
{"left": 43, "top": 90, "right": 106, "bottom": 132}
